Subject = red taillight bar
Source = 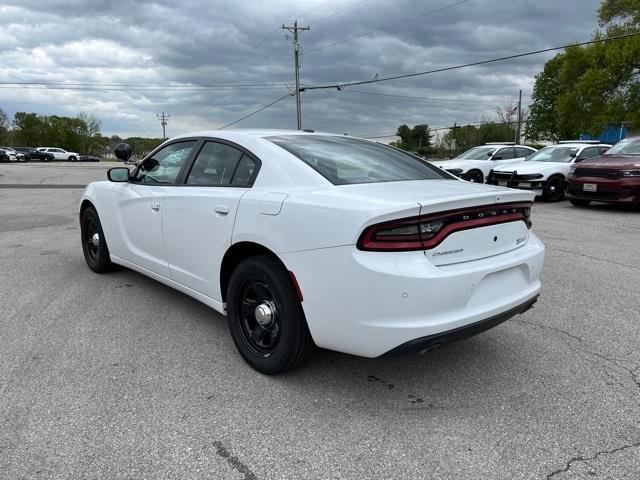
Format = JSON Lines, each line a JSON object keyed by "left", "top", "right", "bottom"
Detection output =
{"left": 357, "top": 202, "right": 532, "bottom": 252}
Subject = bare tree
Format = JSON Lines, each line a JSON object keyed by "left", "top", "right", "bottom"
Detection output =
{"left": 77, "top": 112, "right": 102, "bottom": 154}
{"left": 496, "top": 102, "right": 529, "bottom": 129}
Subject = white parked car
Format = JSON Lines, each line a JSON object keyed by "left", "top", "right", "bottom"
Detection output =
{"left": 0, "top": 147, "right": 26, "bottom": 162}
{"left": 487, "top": 141, "right": 612, "bottom": 201}
{"left": 79, "top": 131, "right": 545, "bottom": 374}
{"left": 37, "top": 147, "right": 80, "bottom": 161}
{"left": 430, "top": 143, "right": 537, "bottom": 183}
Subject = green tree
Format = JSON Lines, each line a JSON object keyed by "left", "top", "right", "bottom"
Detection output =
{"left": 526, "top": 54, "right": 567, "bottom": 141}
{"left": 393, "top": 124, "right": 433, "bottom": 154}
{"left": 13, "top": 112, "right": 45, "bottom": 146}
{"left": 526, "top": 0, "right": 640, "bottom": 141}
{"left": 598, "top": 0, "right": 640, "bottom": 26}
{"left": 0, "top": 107, "right": 10, "bottom": 145}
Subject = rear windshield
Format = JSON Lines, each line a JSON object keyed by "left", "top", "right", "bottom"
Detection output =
{"left": 267, "top": 135, "right": 449, "bottom": 185}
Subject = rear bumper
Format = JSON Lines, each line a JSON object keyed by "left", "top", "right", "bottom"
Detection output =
{"left": 566, "top": 177, "right": 640, "bottom": 204}
{"left": 283, "top": 232, "right": 545, "bottom": 358}
{"left": 382, "top": 295, "right": 537, "bottom": 356}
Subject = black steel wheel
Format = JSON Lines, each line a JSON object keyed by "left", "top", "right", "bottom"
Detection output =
{"left": 543, "top": 175, "right": 565, "bottom": 202}
{"left": 81, "top": 206, "right": 115, "bottom": 273}
{"left": 465, "top": 170, "right": 484, "bottom": 183}
{"left": 238, "top": 278, "right": 281, "bottom": 356}
{"left": 227, "top": 255, "right": 313, "bottom": 374}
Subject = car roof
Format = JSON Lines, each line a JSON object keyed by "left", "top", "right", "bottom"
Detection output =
{"left": 171, "top": 129, "right": 352, "bottom": 141}
{"left": 472, "top": 144, "right": 534, "bottom": 149}
{"left": 543, "top": 143, "right": 611, "bottom": 148}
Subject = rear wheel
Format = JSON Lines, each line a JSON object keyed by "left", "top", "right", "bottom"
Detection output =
{"left": 227, "top": 255, "right": 313, "bottom": 374}
{"left": 543, "top": 175, "right": 565, "bottom": 202}
{"left": 569, "top": 199, "right": 591, "bottom": 207}
{"left": 81, "top": 206, "right": 115, "bottom": 273}
{"left": 465, "top": 170, "right": 484, "bottom": 183}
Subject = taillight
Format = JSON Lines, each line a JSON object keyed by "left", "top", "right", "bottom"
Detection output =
{"left": 357, "top": 203, "right": 532, "bottom": 252}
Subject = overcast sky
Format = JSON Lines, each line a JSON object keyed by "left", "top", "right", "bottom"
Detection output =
{"left": 0, "top": 0, "right": 601, "bottom": 140}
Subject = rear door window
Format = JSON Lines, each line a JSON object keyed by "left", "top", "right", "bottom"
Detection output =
{"left": 230, "top": 155, "right": 257, "bottom": 186}
{"left": 516, "top": 147, "right": 533, "bottom": 158}
{"left": 494, "top": 148, "right": 515, "bottom": 160}
{"left": 187, "top": 142, "right": 243, "bottom": 186}
{"left": 578, "top": 147, "right": 600, "bottom": 161}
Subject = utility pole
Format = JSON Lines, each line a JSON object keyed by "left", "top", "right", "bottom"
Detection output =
{"left": 282, "top": 20, "right": 309, "bottom": 130}
{"left": 156, "top": 112, "right": 170, "bottom": 139}
{"left": 515, "top": 90, "right": 522, "bottom": 144}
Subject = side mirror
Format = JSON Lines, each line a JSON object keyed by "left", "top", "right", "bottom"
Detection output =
{"left": 107, "top": 167, "right": 130, "bottom": 182}
{"left": 114, "top": 143, "right": 133, "bottom": 161}
{"left": 570, "top": 150, "right": 578, "bottom": 157}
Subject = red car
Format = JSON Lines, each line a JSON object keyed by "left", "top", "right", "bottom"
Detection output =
{"left": 566, "top": 137, "right": 640, "bottom": 208}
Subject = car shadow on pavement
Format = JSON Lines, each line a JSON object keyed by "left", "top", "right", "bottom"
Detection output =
{"left": 99, "top": 262, "right": 530, "bottom": 410}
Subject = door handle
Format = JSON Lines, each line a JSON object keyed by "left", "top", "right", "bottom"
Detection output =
{"left": 150, "top": 201, "right": 160, "bottom": 212}
{"left": 214, "top": 204, "right": 230, "bottom": 215}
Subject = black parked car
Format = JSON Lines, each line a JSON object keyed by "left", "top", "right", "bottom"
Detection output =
{"left": 79, "top": 155, "right": 101, "bottom": 162}
{"left": 12, "top": 147, "right": 55, "bottom": 162}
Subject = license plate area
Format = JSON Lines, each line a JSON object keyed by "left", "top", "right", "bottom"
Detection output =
{"left": 583, "top": 183, "right": 597, "bottom": 192}
{"left": 498, "top": 180, "right": 508, "bottom": 187}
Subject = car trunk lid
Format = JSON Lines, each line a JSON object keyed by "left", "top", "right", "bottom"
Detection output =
{"left": 351, "top": 181, "right": 534, "bottom": 265}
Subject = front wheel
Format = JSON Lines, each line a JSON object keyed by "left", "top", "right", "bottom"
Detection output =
{"left": 81, "top": 206, "right": 115, "bottom": 273}
{"left": 227, "top": 255, "right": 313, "bottom": 374}
{"left": 68, "top": 155, "right": 78, "bottom": 162}
{"left": 543, "top": 176, "right": 565, "bottom": 202}
{"left": 569, "top": 199, "right": 591, "bottom": 207}
{"left": 464, "top": 170, "right": 484, "bottom": 183}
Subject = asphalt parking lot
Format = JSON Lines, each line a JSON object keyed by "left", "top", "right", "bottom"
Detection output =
{"left": 1, "top": 162, "right": 639, "bottom": 479}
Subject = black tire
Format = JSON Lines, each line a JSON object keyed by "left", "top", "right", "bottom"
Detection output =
{"left": 465, "top": 169, "right": 484, "bottom": 183}
{"left": 227, "top": 255, "right": 313, "bottom": 374}
{"left": 69, "top": 155, "right": 78, "bottom": 162}
{"left": 543, "top": 175, "right": 565, "bottom": 202}
{"left": 569, "top": 199, "right": 591, "bottom": 207}
{"left": 80, "top": 206, "right": 115, "bottom": 273}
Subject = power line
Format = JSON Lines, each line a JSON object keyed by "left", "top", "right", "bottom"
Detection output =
{"left": 338, "top": 89, "right": 507, "bottom": 104}
{"left": 309, "top": 0, "right": 368, "bottom": 25}
{"left": 219, "top": 92, "right": 292, "bottom": 129}
{"left": 298, "top": 0, "right": 339, "bottom": 18}
{"left": 0, "top": 81, "right": 288, "bottom": 91}
{"left": 360, "top": 120, "right": 527, "bottom": 139}
{"left": 222, "top": 0, "right": 338, "bottom": 77}
{"left": 235, "top": 1, "right": 367, "bottom": 86}
{"left": 301, "top": 31, "right": 640, "bottom": 92}
{"left": 305, "top": 0, "right": 468, "bottom": 54}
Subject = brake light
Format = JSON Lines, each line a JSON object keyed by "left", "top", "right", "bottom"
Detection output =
{"left": 357, "top": 203, "right": 532, "bottom": 251}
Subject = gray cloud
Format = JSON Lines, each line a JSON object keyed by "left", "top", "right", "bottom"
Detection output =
{"left": 0, "top": 0, "right": 601, "bottom": 138}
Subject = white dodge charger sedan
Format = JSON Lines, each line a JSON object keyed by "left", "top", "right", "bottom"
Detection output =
{"left": 80, "top": 130, "right": 545, "bottom": 374}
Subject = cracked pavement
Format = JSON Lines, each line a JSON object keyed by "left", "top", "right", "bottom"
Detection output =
{"left": 1, "top": 163, "right": 639, "bottom": 479}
